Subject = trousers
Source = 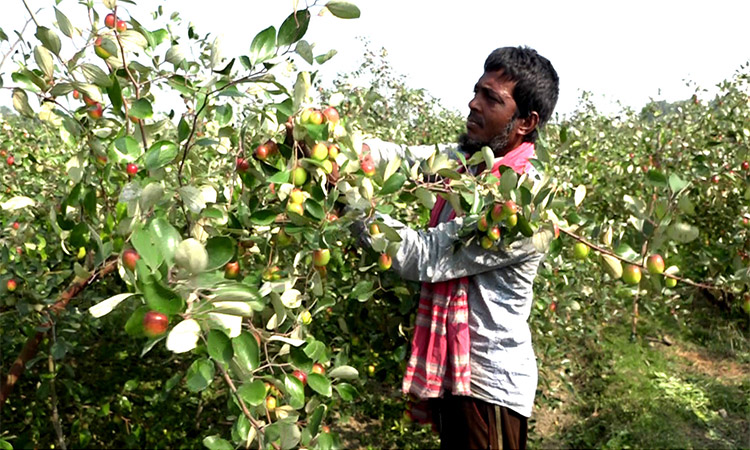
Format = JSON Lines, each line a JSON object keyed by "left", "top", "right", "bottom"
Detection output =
{"left": 431, "top": 394, "right": 527, "bottom": 450}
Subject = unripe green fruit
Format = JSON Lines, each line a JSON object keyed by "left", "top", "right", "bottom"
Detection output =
{"left": 313, "top": 249, "right": 331, "bottom": 267}
{"left": 174, "top": 238, "right": 208, "bottom": 274}
{"left": 292, "top": 167, "right": 308, "bottom": 186}
{"left": 572, "top": 242, "right": 590, "bottom": 260}
{"left": 299, "top": 310, "right": 312, "bottom": 325}
{"left": 480, "top": 236, "right": 493, "bottom": 249}
{"left": 623, "top": 264, "right": 642, "bottom": 285}
{"left": 487, "top": 226, "right": 501, "bottom": 241}
{"left": 664, "top": 276, "right": 677, "bottom": 288}
{"left": 321, "top": 159, "right": 333, "bottom": 174}
{"left": 506, "top": 213, "right": 518, "bottom": 228}
{"left": 477, "top": 216, "right": 489, "bottom": 232}
{"left": 311, "top": 143, "right": 328, "bottom": 161}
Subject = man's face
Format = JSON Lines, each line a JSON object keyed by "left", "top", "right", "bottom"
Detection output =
{"left": 462, "top": 70, "right": 520, "bottom": 155}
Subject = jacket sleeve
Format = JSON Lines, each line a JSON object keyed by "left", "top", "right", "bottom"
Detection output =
{"left": 375, "top": 213, "right": 539, "bottom": 283}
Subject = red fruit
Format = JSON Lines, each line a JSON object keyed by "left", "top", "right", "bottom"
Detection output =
{"left": 83, "top": 95, "right": 97, "bottom": 106}
{"left": 224, "top": 261, "right": 240, "bottom": 279}
{"left": 6, "top": 279, "right": 17, "bottom": 292}
{"left": 126, "top": 163, "right": 138, "bottom": 176}
{"left": 292, "top": 370, "right": 307, "bottom": 385}
{"left": 122, "top": 249, "right": 140, "bottom": 271}
{"left": 6, "top": 155, "right": 14, "bottom": 166}
{"left": 311, "top": 363, "right": 325, "bottom": 375}
{"left": 0, "top": 150, "right": 6, "bottom": 157}
{"left": 104, "top": 13, "right": 116, "bottom": 28}
{"left": 236, "top": 157, "right": 250, "bottom": 172}
{"left": 743, "top": 161, "right": 750, "bottom": 171}
{"left": 309, "top": 110, "right": 324, "bottom": 125}
{"left": 711, "top": 175, "right": 720, "bottom": 184}
{"left": 322, "top": 106, "right": 340, "bottom": 124}
{"left": 116, "top": 20, "right": 127, "bottom": 33}
{"left": 549, "top": 302, "right": 557, "bottom": 313}
{"left": 12, "top": 222, "right": 19, "bottom": 230}
{"left": 487, "top": 226, "right": 501, "bottom": 241}
{"left": 255, "top": 144, "right": 269, "bottom": 160}
{"left": 646, "top": 254, "right": 665, "bottom": 274}
{"left": 87, "top": 103, "right": 103, "bottom": 120}
{"left": 72, "top": 90, "right": 81, "bottom": 99}
{"left": 378, "top": 253, "right": 392, "bottom": 270}
{"left": 361, "top": 158, "right": 376, "bottom": 177}
{"left": 142, "top": 311, "right": 169, "bottom": 338}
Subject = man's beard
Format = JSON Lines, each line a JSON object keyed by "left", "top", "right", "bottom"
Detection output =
{"left": 458, "top": 119, "right": 515, "bottom": 157}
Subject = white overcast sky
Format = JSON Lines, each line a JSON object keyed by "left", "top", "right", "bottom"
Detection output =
{"left": 2, "top": 0, "right": 750, "bottom": 119}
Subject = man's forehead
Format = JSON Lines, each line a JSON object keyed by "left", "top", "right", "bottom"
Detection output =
{"left": 477, "top": 70, "right": 515, "bottom": 97}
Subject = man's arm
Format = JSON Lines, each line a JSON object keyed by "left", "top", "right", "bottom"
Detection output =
{"left": 375, "top": 214, "right": 538, "bottom": 283}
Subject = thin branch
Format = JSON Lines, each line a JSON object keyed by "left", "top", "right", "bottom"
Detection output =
{"left": 21, "top": 0, "right": 39, "bottom": 27}
{"left": 48, "top": 324, "right": 68, "bottom": 450}
{"left": 0, "top": 15, "right": 36, "bottom": 73}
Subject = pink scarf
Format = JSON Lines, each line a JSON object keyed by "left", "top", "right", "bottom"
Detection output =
{"left": 402, "top": 142, "right": 535, "bottom": 423}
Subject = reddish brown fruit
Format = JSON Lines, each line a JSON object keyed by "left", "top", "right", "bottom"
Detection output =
{"left": 236, "top": 157, "right": 250, "bottom": 172}
{"left": 116, "top": 20, "right": 127, "bottom": 33}
{"left": 224, "top": 261, "right": 240, "bottom": 279}
{"left": 126, "top": 163, "right": 138, "bottom": 176}
{"left": 311, "top": 363, "right": 325, "bottom": 375}
{"left": 322, "top": 106, "right": 340, "bottom": 124}
{"left": 142, "top": 311, "right": 169, "bottom": 338}
{"left": 6, "top": 155, "right": 14, "bottom": 166}
{"left": 122, "top": 249, "right": 140, "bottom": 271}
{"left": 104, "top": 13, "right": 116, "bottom": 28}
{"left": 6, "top": 279, "right": 17, "bottom": 292}
{"left": 292, "top": 370, "right": 307, "bottom": 385}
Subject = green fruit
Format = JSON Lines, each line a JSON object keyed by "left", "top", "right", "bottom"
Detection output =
{"left": 572, "top": 242, "right": 590, "bottom": 260}
{"left": 480, "top": 236, "right": 493, "bottom": 249}
{"left": 623, "top": 264, "right": 642, "bottom": 285}
{"left": 506, "top": 213, "right": 518, "bottom": 228}
{"left": 299, "top": 310, "right": 312, "bottom": 325}
{"left": 313, "top": 249, "right": 331, "bottom": 267}
{"left": 286, "top": 202, "right": 304, "bottom": 216}
{"left": 742, "top": 296, "right": 750, "bottom": 315}
{"left": 487, "top": 226, "right": 501, "bottom": 241}
{"left": 174, "top": 238, "right": 209, "bottom": 274}
{"left": 664, "top": 276, "right": 677, "bottom": 288}
{"left": 292, "top": 167, "right": 308, "bottom": 186}
{"left": 311, "top": 143, "right": 328, "bottom": 161}
{"left": 378, "top": 253, "right": 392, "bottom": 270}
{"left": 477, "top": 216, "right": 489, "bottom": 232}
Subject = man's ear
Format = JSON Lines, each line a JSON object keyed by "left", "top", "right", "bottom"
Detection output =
{"left": 516, "top": 112, "right": 540, "bottom": 139}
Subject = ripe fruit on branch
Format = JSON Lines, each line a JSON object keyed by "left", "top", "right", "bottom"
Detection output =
{"left": 646, "top": 254, "right": 665, "bottom": 274}
{"left": 301, "top": 108, "right": 324, "bottom": 125}
{"left": 83, "top": 95, "right": 97, "bottom": 106}
{"left": 322, "top": 106, "right": 340, "bottom": 124}
{"left": 104, "top": 13, "right": 116, "bottom": 28}
{"left": 311, "top": 142, "right": 329, "bottom": 161}
{"left": 477, "top": 216, "right": 489, "bottom": 232}
{"left": 254, "top": 143, "right": 272, "bottom": 160}
{"left": 126, "top": 163, "right": 138, "bottom": 176}
{"left": 361, "top": 158, "right": 376, "bottom": 177}
{"left": 87, "top": 103, "right": 103, "bottom": 120}
{"left": 289, "top": 189, "right": 305, "bottom": 205}
{"left": 224, "top": 261, "right": 240, "bottom": 279}
{"left": 72, "top": 90, "right": 81, "bottom": 99}
{"left": 312, "top": 363, "right": 325, "bottom": 375}
{"left": 743, "top": 161, "right": 750, "bottom": 171}
{"left": 487, "top": 226, "right": 501, "bottom": 241}
{"left": 711, "top": 175, "right": 720, "bottom": 184}
{"left": 572, "top": 242, "right": 590, "bottom": 260}
{"left": 116, "top": 20, "right": 127, "bottom": 33}
{"left": 502, "top": 200, "right": 518, "bottom": 217}
{"left": 490, "top": 203, "right": 505, "bottom": 223}
{"left": 265, "top": 396, "right": 277, "bottom": 411}
{"left": 236, "top": 157, "right": 249, "bottom": 172}
{"left": 328, "top": 144, "right": 339, "bottom": 159}
{"left": 292, "top": 370, "right": 307, "bottom": 385}
{"left": 378, "top": 253, "right": 392, "bottom": 270}
{"left": 12, "top": 222, "right": 20, "bottom": 230}
{"left": 286, "top": 201, "right": 304, "bottom": 216}
{"left": 6, "top": 279, "right": 17, "bottom": 292}
{"left": 622, "top": 264, "right": 642, "bottom": 285}
{"left": 94, "top": 37, "right": 112, "bottom": 59}
{"left": 292, "top": 166, "right": 308, "bottom": 186}
{"left": 313, "top": 249, "right": 331, "bottom": 267}
{"left": 122, "top": 249, "right": 140, "bottom": 271}
{"left": 143, "top": 311, "right": 169, "bottom": 338}
{"left": 262, "top": 266, "right": 281, "bottom": 281}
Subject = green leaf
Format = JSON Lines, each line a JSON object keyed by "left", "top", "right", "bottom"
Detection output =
{"left": 667, "top": 222, "right": 700, "bottom": 243}
{"left": 113, "top": 136, "right": 142, "bottom": 162}
{"left": 350, "top": 280, "right": 374, "bottom": 302}
{"left": 12, "top": 89, "right": 34, "bottom": 117}
{"left": 326, "top": 1, "right": 361, "bottom": 18}
{"left": 237, "top": 380, "right": 266, "bottom": 406}
{"left": 646, "top": 169, "right": 668, "bottom": 187}
{"left": 206, "top": 236, "right": 234, "bottom": 271}
{"left": 285, "top": 374, "right": 305, "bottom": 409}
{"left": 668, "top": 173, "right": 688, "bottom": 193}
{"left": 143, "top": 276, "right": 185, "bottom": 315}
{"left": 334, "top": 382, "right": 358, "bottom": 401}
{"left": 125, "top": 306, "right": 149, "bottom": 337}
{"left": 278, "top": 9, "right": 310, "bottom": 47}
{"left": 415, "top": 187, "right": 436, "bottom": 209}
{"left": 249, "top": 26, "right": 277, "bottom": 66}
{"left": 314, "top": 49, "right": 337, "bottom": 65}
{"left": 202, "top": 436, "right": 233, "bottom": 450}
{"left": 54, "top": 7, "right": 75, "bottom": 38}
{"left": 499, "top": 168, "right": 518, "bottom": 194}
{"left": 328, "top": 365, "right": 358, "bottom": 380}
{"left": 207, "top": 329, "right": 233, "bottom": 365}
{"left": 149, "top": 217, "right": 181, "bottom": 266}
{"left": 186, "top": 358, "right": 215, "bottom": 392}
{"left": 267, "top": 170, "right": 290, "bottom": 184}
{"left": 79, "top": 63, "right": 112, "bottom": 88}
{"left": 144, "top": 141, "right": 178, "bottom": 170}
{"left": 304, "top": 200, "right": 325, "bottom": 220}
{"left": 36, "top": 26, "right": 61, "bottom": 55}
{"left": 34, "top": 46, "right": 54, "bottom": 79}
{"left": 307, "top": 404, "right": 327, "bottom": 435}
{"left": 214, "top": 104, "right": 232, "bottom": 126}
{"left": 232, "top": 331, "right": 260, "bottom": 372}
{"left": 380, "top": 173, "right": 406, "bottom": 195}
{"left": 250, "top": 209, "right": 278, "bottom": 226}
{"left": 129, "top": 99, "right": 153, "bottom": 119}
{"left": 303, "top": 341, "right": 325, "bottom": 361}
{"left": 107, "top": 75, "right": 123, "bottom": 114}
{"left": 295, "top": 40, "right": 313, "bottom": 65}
{"left": 614, "top": 243, "right": 639, "bottom": 262}
{"left": 307, "top": 373, "right": 332, "bottom": 397}
{"left": 132, "top": 224, "right": 164, "bottom": 270}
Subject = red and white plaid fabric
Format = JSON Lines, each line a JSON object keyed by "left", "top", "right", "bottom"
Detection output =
{"left": 402, "top": 142, "right": 536, "bottom": 425}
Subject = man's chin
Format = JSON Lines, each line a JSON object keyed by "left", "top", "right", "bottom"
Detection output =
{"left": 458, "top": 133, "right": 486, "bottom": 155}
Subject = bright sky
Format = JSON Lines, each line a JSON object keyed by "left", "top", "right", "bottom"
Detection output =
{"left": 2, "top": 0, "right": 750, "bottom": 120}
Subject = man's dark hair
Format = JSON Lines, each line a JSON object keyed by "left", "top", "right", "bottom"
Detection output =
{"left": 484, "top": 46, "right": 559, "bottom": 143}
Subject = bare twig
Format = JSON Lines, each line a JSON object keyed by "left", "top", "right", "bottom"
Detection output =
{"left": 48, "top": 324, "right": 68, "bottom": 450}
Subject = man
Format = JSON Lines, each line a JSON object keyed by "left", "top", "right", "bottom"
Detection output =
{"left": 361, "top": 46, "right": 559, "bottom": 449}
